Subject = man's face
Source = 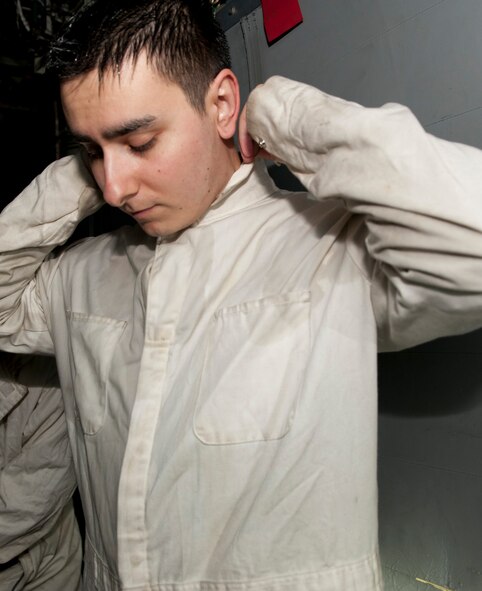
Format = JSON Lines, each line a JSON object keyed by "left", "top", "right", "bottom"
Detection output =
{"left": 61, "top": 58, "right": 239, "bottom": 237}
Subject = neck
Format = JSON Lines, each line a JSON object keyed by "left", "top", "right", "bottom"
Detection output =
{"left": 226, "top": 139, "right": 242, "bottom": 173}
{"left": 213, "top": 140, "right": 242, "bottom": 199}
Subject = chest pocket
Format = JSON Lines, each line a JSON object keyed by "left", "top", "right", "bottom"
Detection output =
{"left": 194, "top": 291, "right": 311, "bottom": 445}
{"left": 68, "top": 312, "right": 126, "bottom": 435}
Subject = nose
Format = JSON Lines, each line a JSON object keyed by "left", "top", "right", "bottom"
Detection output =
{"left": 98, "top": 151, "right": 139, "bottom": 208}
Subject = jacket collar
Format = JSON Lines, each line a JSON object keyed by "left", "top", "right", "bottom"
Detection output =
{"left": 195, "top": 160, "right": 278, "bottom": 227}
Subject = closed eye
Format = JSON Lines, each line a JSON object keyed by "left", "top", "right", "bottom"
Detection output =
{"left": 130, "top": 137, "right": 156, "bottom": 154}
{"left": 77, "top": 136, "right": 156, "bottom": 160}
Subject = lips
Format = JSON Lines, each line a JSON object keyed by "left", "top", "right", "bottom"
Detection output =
{"left": 129, "top": 205, "right": 156, "bottom": 219}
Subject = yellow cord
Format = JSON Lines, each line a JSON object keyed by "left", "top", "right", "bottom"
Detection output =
{"left": 416, "top": 577, "right": 455, "bottom": 591}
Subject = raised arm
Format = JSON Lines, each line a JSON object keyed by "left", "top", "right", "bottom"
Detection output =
{"left": 0, "top": 155, "right": 102, "bottom": 354}
{"left": 242, "top": 76, "right": 482, "bottom": 350}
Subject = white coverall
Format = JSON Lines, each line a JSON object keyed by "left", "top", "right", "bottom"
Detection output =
{"left": 0, "top": 354, "right": 81, "bottom": 590}
{"left": 0, "top": 77, "right": 481, "bottom": 590}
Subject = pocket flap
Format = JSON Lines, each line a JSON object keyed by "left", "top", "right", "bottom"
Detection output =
{"left": 194, "top": 291, "right": 310, "bottom": 445}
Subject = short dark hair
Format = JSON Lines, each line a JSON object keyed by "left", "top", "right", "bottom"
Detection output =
{"left": 47, "top": 0, "right": 231, "bottom": 112}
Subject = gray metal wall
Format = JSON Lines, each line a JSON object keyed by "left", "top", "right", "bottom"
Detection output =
{"left": 224, "top": 2, "right": 482, "bottom": 590}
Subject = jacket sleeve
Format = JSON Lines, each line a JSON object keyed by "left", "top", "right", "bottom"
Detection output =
{"left": 0, "top": 155, "right": 102, "bottom": 354}
{"left": 0, "top": 354, "right": 76, "bottom": 562}
{"left": 246, "top": 76, "right": 482, "bottom": 351}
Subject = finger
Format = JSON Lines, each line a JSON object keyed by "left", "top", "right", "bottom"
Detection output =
{"left": 238, "top": 105, "right": 257, "bottom": 163}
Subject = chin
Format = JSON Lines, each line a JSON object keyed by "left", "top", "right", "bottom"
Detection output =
{"left": 138, "top": 222, "right": 166, "bottom": 238}
{"left": 138, "top": 218, "right": 192, "bottom": 239}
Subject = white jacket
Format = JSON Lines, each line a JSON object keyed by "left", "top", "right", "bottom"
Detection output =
{"left": 0, "top": 76, "right": 482, "bottom": 590}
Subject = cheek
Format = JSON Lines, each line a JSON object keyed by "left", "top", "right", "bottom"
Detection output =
{"left": 146, "top": 124, "right": 216, "bottom": 202}
{"left": 151, "top": 145, "right": 207, "bottom": 189}
{"left": 181, "top": 138, "right": 216, "bottom": 183}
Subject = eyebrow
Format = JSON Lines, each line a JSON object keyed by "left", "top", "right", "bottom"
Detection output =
{"left": 71, "top": 115, "right": 157, "bottom": 143}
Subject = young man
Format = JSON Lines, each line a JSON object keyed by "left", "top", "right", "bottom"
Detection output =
{"left": 0, "top": 0, "right": 481, "bottom": 589}
{"left": 0, "top": 353, "right": 81, "bottom": 590}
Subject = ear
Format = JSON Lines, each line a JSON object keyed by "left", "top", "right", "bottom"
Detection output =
{"left": 208, "top": 69, "right": 240, "bottom": 140}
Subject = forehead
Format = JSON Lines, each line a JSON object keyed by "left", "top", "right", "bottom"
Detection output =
{"left": 60, "top": 59, "right": 195, "bottom": 134}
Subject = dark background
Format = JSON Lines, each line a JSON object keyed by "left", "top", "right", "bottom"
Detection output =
{"left": 0, "top": 1, "right": 77, "bottom": 210}
{"left": 0, "top": 0, "right": 138, "bottom": 237}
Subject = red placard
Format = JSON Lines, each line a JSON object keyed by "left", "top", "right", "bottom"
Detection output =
{"left": 261, "top": 0, "right": 303, "bottom": 44}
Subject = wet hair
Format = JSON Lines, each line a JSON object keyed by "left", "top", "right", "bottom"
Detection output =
{"left": 47, "top": 0, "right": 231, "bottom": 112}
